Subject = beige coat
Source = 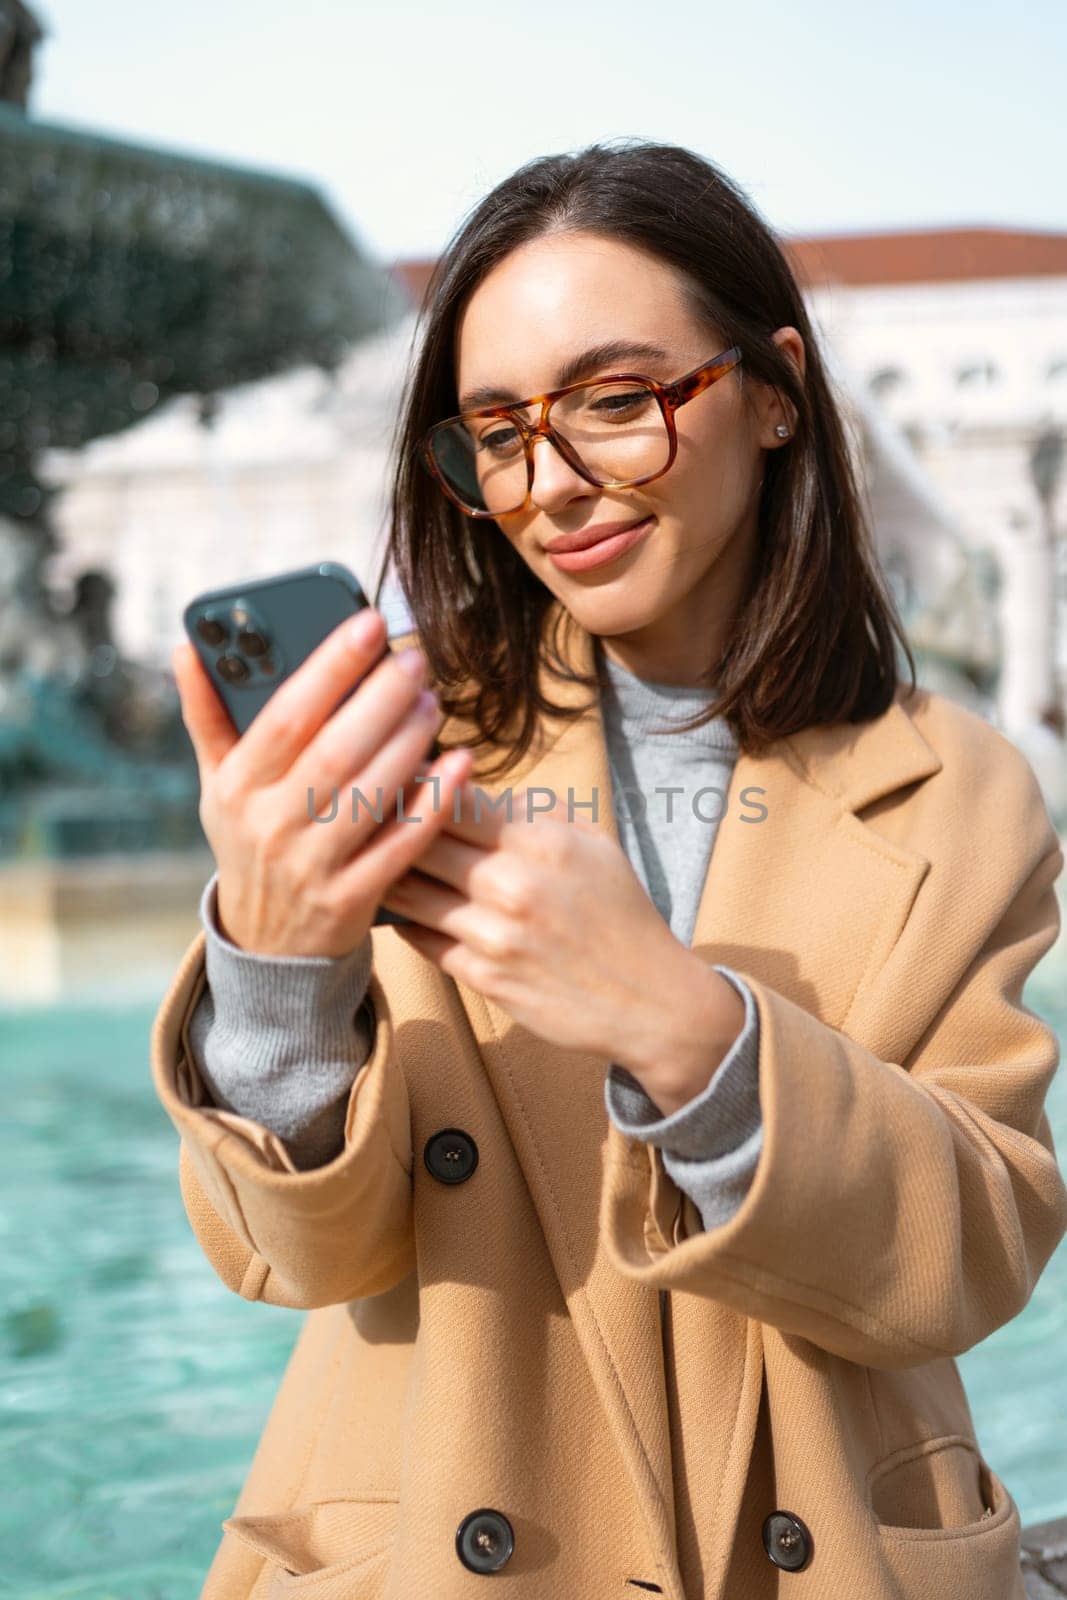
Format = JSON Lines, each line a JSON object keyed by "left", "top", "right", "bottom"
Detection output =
{"left": 151, "top": 603, "right": 1067, "bottom": 1600}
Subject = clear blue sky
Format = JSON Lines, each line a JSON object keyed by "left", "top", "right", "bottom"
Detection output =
{"left": 33, "top": 0, "right": 1067, "bottom": 269}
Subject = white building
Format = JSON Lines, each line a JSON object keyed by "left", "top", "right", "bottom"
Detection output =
{"left": 39, "top": 232, "right": 1067, "bottom": 819}
{"left": 42, "top": 311, "right": 425, "bottom": 655}
{"left": 792, "top": 227, "right": 1067, "bottom": 745}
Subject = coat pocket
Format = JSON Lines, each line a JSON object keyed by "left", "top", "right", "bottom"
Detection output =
{"left": 868, "top": 1436, "right": 1024, "bottom": 1600}
{"left": 223, "top": 1494, "right": 399, "bottom": 1599}
{"left": 869, "top": 1434, "right": 993, "bottom": 1531}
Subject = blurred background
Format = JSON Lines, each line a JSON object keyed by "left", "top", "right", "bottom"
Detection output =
{"left": 2, "top": 1, "right": 1066, "bottom": 1594}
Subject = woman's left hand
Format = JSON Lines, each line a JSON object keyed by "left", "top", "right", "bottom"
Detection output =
{"left": 378, "top": 780, "right": 701, "bottom": 1072}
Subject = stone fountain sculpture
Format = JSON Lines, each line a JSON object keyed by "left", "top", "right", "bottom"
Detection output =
{"left": 0, "top": 2, "right": 411, "bottom": 853}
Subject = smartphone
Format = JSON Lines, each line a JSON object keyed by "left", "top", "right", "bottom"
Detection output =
{"left": 182, "top": 560, "right": 437, "bottom": 929}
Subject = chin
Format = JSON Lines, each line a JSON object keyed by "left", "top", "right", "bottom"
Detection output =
{"left": 560, "top": 591, "right": 668, "bottom": 639}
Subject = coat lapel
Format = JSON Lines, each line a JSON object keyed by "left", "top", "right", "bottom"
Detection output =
{"left": 428, "top": 601, "right": 943, "bottom": 1592}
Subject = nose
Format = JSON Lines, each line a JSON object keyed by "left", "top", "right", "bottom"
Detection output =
{"left": 528, "top": 432, "right": 594, "bottom": 512}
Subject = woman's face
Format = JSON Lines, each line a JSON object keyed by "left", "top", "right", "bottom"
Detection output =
{"left": 453, "top": 230, "right": 803, "bottom": 682}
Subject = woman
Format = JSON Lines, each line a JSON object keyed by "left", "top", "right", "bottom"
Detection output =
{"left": 156, "top": 140, "right": 1066, "bottom": 1600}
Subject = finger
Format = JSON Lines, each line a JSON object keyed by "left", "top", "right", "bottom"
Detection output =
{"left": 436, "top": 780, "right": 534, "bottom": 845}
{"left": 332, "top": 744, "right": 473, "bottom": 904}
{"left": 306, "top": 687, "right": 445, "bottom": 869}
{"left": 383, "top": 869, "right": 518, "bottom": 970}
{"left": 393, "top": 921, "right": 456, "bottom": 967}
{"left": 394, "top": 921, "right": 491, "bottom": 995}
{"left": 388, "top": 830, "right": 487, "bottom": 894}
{"left": 534, "top": 791, "right": 598, "bottom": 833}
{"left": 380, "top": 868, "right": 467, "bottom": 931}
{"left": 439, "top": 782, "right": 575, "bottom": 846}
{"left": 234, "top": 606, "right": 390, "bottom": 786}
{"left": 292, "top": 645, "right": 435, "bottom": 804}
{"left": 171, "top": 640, "right": 240, "bottom": 778}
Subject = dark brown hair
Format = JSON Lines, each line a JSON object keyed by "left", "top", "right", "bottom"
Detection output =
{"left": 375, "top": 137, "right": 916, "bottom": 778}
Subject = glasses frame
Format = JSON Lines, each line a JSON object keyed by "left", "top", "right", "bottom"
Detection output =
{"left": 421, "top": 344, "right": 744, "bottom": 518}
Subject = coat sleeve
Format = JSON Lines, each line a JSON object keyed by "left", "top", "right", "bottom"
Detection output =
{"left": 151, "top": 924, "right": 415, "bottom": 1311}
{"left": 600, "top": 769, "right": 1067, "bottom": 1371}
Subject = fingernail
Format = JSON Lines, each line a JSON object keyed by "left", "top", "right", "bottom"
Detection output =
{"left": 416, "top": 687, "right": 438, "bottom": 715}
{"left": 396, "top": 648, "right": 426, "bottom": 680}
{"left": 348, "top": 610, "right": 378, "bottom": 647}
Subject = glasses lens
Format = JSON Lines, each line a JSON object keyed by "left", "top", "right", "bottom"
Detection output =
{"left": 429, "top": 379, "right": 670, "bottom": 515}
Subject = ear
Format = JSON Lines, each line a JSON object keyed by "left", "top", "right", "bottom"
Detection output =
{"left": 757, "top": 326, "right": 806, "bottom": 448}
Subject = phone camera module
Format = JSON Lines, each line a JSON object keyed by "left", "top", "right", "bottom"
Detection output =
{"left": 217, "top": 653, "right": 251, "bottom": 684}
{"left": 236, "top": 629, "right": 269, "bottom": 658}
{"left": 196, "top": 616, "right": 229, "bottom": 647}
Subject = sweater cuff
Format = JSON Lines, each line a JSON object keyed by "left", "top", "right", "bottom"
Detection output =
{"left": 199, "top": 870, "right": 375, "bottom": 1030}
{"left": 185, "top": 872, "right": 375, "bottom": 1169}
{"left": 603, "top": 965, "right": 761, "bottom": 1159}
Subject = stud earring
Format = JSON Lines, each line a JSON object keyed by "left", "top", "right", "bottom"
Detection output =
{"left": 775, "top": 424, "right": 790, "bottom": 439}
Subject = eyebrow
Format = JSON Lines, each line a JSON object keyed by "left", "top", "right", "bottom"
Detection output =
{"left": 457, "top": 339, "right": 674, "bottom": 413}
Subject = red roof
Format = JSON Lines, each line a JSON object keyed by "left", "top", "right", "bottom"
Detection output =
{"left": 388, "top": 259, "right": 438, "bottom": 309}
{"left": 781, "top": 227, "right": 1067, "bottom": 288}
{"left": 388, "top": 227, "right": 1067, "bottom": 306}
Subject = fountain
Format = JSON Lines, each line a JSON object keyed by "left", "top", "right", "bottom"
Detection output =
{"left": 0, "top": 1, "right": 412, "bottom": 993}
{"left": 0, "top": 2, "right": 412, "bottom": 986}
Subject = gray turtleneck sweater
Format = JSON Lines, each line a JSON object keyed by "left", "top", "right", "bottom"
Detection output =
{"left": 184, "top": 648, "right": 763, "bottom": 1237}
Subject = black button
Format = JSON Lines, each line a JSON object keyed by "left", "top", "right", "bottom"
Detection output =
{"left": 455, "top": 1507, "right": 514, "bottom": 1573}
{"left": 424, "top": 1128, "right": 479, "bottom": 1185}
{"left": 762, "top": 1510, "right": 812, "bottom": 1571}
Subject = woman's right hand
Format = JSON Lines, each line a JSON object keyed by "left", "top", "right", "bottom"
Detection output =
{"left": 171, "top": 605, "right": 473, "bottom": 958}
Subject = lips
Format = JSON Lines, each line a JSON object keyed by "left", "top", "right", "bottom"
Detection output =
{"left": 542, "top": 516, "right": 651, "bottom": 554}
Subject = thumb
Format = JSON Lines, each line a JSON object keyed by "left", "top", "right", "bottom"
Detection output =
{"left": 520, "top": 788, "right": 588, "bottom": 828}
{"left": 545, "top": 791, "right": 599, "bottom": 834}
{"left": 171, "top": 642, "right": 239, "bottom": 777}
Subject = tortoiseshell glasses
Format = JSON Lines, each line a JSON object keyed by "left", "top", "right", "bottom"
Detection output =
{"left": 421, "top": 345, "right": 744, "bottom": 517}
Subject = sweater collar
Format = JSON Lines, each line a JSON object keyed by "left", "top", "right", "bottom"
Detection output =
{"left": 596, "top": 641, "right": 740, "bottom": 753}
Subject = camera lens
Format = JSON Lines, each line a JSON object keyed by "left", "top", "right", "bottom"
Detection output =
{"left": 196, "top": 616, "right": 228, "bottom": 647}
{"left": 237, "top": 629, "right": 269, "bottom": 657}
{"left": 217, "top": 653, "right": 250, "bottom": 683}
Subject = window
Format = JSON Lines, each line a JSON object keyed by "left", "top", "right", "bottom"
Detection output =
{"left": 955, "top": 360, "right": 998, "bottom": 387}
{"left": 868, "top": 366, "right": 906, "bottom": 397}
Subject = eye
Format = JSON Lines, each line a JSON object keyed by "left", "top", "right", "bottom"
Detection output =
{"left": 478, "top": 424, "right": 523, "bottom": 456}
{"left": 588, "top": 389, "right": 654, "bottom": 417}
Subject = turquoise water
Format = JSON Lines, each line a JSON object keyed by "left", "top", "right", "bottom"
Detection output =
{"left": 2, "top": 926, "right": 1066, "bottom": 1598}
